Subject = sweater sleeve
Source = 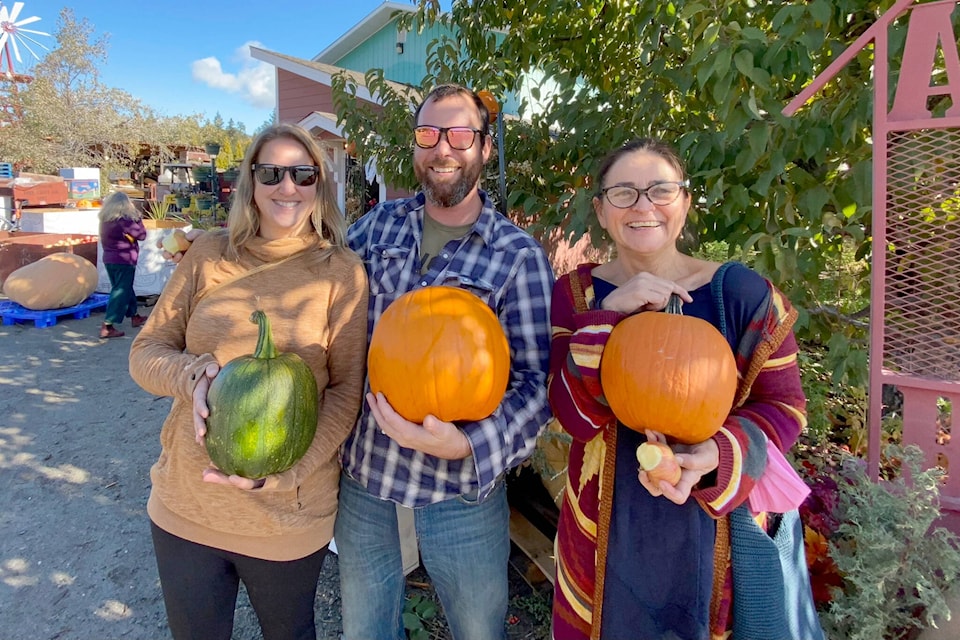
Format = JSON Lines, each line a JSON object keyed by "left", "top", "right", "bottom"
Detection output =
{"left": 693, "top": 284, "right": 806, "bottom": 517}
{"left": 128, "top": 238, "right": 219, "bottom": 403}
{"left": 547, "top": 271, "right": 625, "bottom": 442}
{"left": 264, "top": 257, "right": 369, "bottom": 492}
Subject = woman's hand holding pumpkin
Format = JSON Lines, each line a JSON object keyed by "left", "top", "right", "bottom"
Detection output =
{"left": 366, "top": 392, "right": 472, "bottom": 460}
{"left": 191, "top": 361, "right": 220, "bottom": 444}
{"left": 159, "top": 228, "right": 205, "bottom": 263}
{"left": 201, "top": 467, "right": 265, "bottom": 490}
{"left": 638, "top": 429, "right": 719, "bottom": 505}
{"left": 190, "top": 361, "right": 266, "bottom": 490}
{"left": 601, "top": 272, "right": 692, "bottom": 314}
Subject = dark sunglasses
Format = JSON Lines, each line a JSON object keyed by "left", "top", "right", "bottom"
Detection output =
{"left": 252, "top": 164, "right": 321, "bottom": 186}
{"left": 414, "top": 126, "right": 483, "bottom": 150}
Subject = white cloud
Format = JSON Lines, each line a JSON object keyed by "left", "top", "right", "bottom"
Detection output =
{"left": 191, "top": 41, "right": 275, "bottom": 109}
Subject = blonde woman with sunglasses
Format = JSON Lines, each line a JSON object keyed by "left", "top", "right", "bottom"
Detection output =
{"left": 129, "top": 123, "right": 368, "bottom": 640}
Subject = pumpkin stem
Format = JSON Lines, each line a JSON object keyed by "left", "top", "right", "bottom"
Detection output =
{"left": 665, "top": 294, "right": 684, "bottom": 315}
{"left": 250, "top": 310, "right": 279, "bottom": 360}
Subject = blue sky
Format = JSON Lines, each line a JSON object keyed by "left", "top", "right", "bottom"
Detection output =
{"left": 14, "top": 1, "right": 441, "bottom": 133}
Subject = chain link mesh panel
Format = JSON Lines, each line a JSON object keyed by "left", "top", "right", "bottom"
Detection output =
{"left": 884, "top": 128, "right": 960, "bottom": 382}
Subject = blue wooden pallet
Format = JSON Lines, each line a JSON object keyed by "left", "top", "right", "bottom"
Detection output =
{"left": 0, "top": 293, "right": 109, "bottom": 328}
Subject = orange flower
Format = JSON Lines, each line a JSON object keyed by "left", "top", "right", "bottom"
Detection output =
{"left": 804, "top": 525, "right": 844, "bottom": 605}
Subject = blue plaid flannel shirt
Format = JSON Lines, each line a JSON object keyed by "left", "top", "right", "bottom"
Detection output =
{"left": 343, "top": 190, "right": 554, "bottom": 507}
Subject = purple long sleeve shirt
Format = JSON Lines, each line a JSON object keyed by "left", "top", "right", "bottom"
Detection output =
{"left": 99, "top": 217, "right": 147, "bottom": 265}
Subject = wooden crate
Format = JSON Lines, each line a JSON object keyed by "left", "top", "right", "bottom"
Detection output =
{"left": 507, "top": 466, "right": 560, "bottom": 587}
{"left": 0, "top": 232, "right": 98, "bottom": 287}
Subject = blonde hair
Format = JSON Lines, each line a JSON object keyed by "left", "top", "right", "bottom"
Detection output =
{"left": 98, "top": 191, "right": 141, "bottom": 223}
{"left": 226, "top": 123, "right": 346, "bottom": 259}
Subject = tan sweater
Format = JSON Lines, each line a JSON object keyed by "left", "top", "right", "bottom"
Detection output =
{"left": 129, "top": 230, "right": 368, "bottom": 561}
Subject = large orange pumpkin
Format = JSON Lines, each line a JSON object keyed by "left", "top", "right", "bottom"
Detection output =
{"left": 600, "top": 298, "right": 738, "bottom": 444}
{"left": 368, "top": 286, "right": 510, "bottom": 423}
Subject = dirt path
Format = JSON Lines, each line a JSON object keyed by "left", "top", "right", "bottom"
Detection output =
{"left": 0, "top": 306, "right": 551, "bottom": 640}
{"left": 0, "top": 309, "right": 326, "bottom": 639}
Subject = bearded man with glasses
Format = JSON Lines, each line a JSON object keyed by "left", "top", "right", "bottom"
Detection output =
{"left": 337, "top": 83, "right": 554, "bottom": 640}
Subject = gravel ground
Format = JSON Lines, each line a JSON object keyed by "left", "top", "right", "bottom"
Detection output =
{"left": 0, "top": 305, "right": 551, "bottom": 640}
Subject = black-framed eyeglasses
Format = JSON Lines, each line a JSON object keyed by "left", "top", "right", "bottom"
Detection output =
{"left": 414, "top": 126, "right": 484, "bottom": 150}
{"left": 252, "top": 164, "right": 321, "bottom": 186}
{"left": 599, "top": 181, "right": 689, "bottom": 208}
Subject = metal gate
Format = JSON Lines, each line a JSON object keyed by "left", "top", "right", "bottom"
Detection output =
{"left": 786, "top": 0, "right": 960, "bottom": 507}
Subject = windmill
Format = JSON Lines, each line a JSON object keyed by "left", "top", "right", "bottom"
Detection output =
{"left": 0, "top": 1, "right": 50, "bottom": 123}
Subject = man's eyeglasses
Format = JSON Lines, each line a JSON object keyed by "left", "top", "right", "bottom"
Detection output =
{"left": 414, "top": 126, "right": 483, "bottom": 150}
{"left": 252, "top": 164, "right": 321, "bottom": 187}
{"left": 600, "top": 181, "right": 689, "bottom": 208}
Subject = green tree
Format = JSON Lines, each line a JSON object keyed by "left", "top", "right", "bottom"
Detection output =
{"left": 1, "top": 9, "right": 180, "bottom": 175}
{"left": 332, "top": 0, "right": 905, "bottom": 382}
{"left": 0, "top": 9, "right": 251, "bottom": 184}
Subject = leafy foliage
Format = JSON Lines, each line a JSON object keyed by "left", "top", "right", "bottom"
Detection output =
{"left": 799, "top": 445, "right": 960, "bottom": 639}
{"left": 0, "top": 9, "right": 253, "bottom": 181}
{"left": 329, "top": 0, "right": 900, "bottom": 369}
{"left": 144, "top": 199, "right": 172, "bottom": 221}
{"left": 402, "top": 593, "right": 439, "bottom": 640}
{"left": 509, "top": 592, "right": 552, "bottom": 636}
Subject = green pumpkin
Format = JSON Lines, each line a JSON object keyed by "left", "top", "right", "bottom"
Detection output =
{"left": 205, "top": 310, "right": 319, "bottom": 479}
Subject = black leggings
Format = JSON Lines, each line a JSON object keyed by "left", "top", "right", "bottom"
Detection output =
{"left": 151, "top": 522, "right": 327, "bottom": 640}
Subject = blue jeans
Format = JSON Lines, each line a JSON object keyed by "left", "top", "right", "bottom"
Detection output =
{"left": 335, "top": 472, "right": 509, "bottom": 640}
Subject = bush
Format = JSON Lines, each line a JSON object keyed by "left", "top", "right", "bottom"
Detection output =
{"left": 800, "top": 444, "right": 960, "bottom": 639}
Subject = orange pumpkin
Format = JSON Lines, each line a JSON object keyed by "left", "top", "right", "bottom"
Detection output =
{"left": 600, "top": 298, "right": 737, "bottom": 444}
{"left": 368, "top": 286, "right": 510, "bottom": 423}
{"left": 476, "top": 90, "right": 500, "bottom": 123}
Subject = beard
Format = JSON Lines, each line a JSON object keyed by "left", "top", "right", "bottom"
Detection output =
{"left": 415, "top": 156, "right": 483, "bottom": 208}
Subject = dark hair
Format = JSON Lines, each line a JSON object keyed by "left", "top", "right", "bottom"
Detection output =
{"left": 414, "top": 83, "right": 490, "bottom": 138}
{"left": 595, "top": 138, "right": 687, "bottom": 195}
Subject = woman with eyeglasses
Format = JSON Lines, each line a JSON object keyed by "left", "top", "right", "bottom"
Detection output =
{"left": 549, "top": 138, "right": 813, "bottom": 639}
{"left": 129, "top": 123, "right": 368, "bottom": 640}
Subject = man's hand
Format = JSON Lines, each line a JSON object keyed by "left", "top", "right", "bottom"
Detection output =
{"left": 366, "top": 392, "right": 472, "bottom": 460}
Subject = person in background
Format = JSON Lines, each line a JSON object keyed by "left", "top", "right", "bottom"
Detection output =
{"left": 549, "top": 137, "right": 809, "bottom": 639}
{"left": 338, "top": 83, "right": 554, "bottom": 640}
{"left": 128, "top": 123, "right": 369, "bottom": 640}
{"left": 98, "top": 191, "right": 147, "bottom": 338}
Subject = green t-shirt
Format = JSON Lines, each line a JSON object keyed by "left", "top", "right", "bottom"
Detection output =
{"left": 420, "top": 213, "right": 472, "bottom": 275}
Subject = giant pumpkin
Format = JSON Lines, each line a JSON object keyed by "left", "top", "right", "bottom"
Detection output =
{"left": 600, "top": 296, "right": 737, "bottom": 444}
{"left": 3, "top": 252, "right": 97, "bottom": 310}
{"left": 368, "top": 286, "right": 510, "bottom": 423}
{"left": 205, "top": 310, "right": 319, "bottom": 479}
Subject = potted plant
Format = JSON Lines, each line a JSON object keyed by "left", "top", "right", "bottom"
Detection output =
{"left": 142, "top": 198, "right": 187, "bottom": 232}
{"left": 195, "top": 193, "right": 216, "bottom": 212}
{"left": 173, "top": 187, "right": 192, "bottom": 211}
{"left": 192, "top": 165, "right": 212, "bottom": 183}
{"left": 144, "top": 199, "right": 170, "bottom": 221}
